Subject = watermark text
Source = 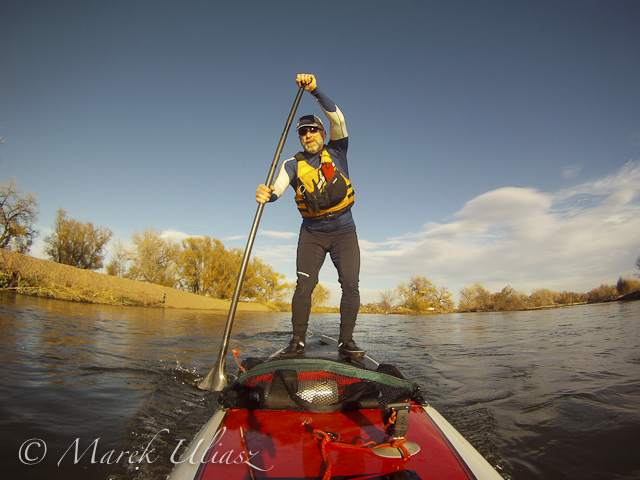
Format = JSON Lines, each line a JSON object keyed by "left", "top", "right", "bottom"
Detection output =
{"left": 18, "top": 427, "right": 272, "bottom": 472}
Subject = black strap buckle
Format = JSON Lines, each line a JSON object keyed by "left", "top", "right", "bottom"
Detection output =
{"left": 384, "top": 402, "right": 411, "bottom": 439}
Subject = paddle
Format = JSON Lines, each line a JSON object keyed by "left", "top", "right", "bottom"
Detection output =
{"left": 198, "top": 84, "right": 306, "bottom": 392}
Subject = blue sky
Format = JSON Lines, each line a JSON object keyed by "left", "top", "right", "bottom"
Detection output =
{"left": 2, "top": 1, "right": 639, "bottom": 305}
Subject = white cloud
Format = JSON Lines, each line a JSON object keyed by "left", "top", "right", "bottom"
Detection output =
{"left": 556, "top": 160, "right": 640, "bottom": 199}
{"left": 359, "top": 160, "right": 640, "bottom": 298}
{"left": 253, "top": 243, "right": 296, "bottom": 264}
{"left": 224, "top": 235, "right": 247, "bottom": 241}
{"left": 160, "top": 228, "right": 197, "bottom": 242}
{"left": 259, "top": 229, "right": 298, "bottom": 239}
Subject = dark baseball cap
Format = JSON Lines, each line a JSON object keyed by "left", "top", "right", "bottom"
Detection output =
{"left": 296, "top": 114, "right": 325, "bottom": 131}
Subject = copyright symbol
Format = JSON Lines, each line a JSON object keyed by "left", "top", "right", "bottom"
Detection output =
{"left": 19, "top": 439, "right": 47, "bottom": 465}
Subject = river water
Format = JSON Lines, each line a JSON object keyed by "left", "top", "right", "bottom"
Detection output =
{"left": 1, "top": 291, "right": 639, "bottom": 480}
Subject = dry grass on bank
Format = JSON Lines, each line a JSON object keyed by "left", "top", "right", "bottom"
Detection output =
{"left": 0, "top": 249, "right": 268, "bottom": 311}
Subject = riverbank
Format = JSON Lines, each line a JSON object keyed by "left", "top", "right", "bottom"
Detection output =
{"left": 0, "top": 249, "right": 268, "bottom": 311}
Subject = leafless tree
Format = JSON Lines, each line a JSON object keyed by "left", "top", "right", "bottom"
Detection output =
{"left": 0, "top": 177, "right": 39, "bottom": 253}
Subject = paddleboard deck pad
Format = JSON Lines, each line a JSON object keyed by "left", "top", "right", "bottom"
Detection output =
{"left": 169, "top": 334, "right": 502, "bottom": 480}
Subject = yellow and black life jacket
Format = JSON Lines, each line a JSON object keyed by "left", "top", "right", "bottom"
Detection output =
{"left": 294, "top": 149, "right": 355, "bottom": 221}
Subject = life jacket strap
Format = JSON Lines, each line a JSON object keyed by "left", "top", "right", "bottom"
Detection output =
{"left": 311, "top": 202, "right": 353, "bottom": 222}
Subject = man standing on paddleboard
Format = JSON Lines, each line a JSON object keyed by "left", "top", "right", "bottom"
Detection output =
{"left": 256, "top": 73, "right": 363, "bottom": 359}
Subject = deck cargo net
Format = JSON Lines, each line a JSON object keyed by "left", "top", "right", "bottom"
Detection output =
{"left": 219, "top": 358, "right": 422, "bottom": 413}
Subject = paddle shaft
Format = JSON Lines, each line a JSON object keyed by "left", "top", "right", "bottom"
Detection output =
{"left": 198, "top": 85, "right": 306, "bottom": 391}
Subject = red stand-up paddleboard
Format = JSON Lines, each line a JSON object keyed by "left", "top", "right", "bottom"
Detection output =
{"left": 169, "top": 334, "right": 503, "bottom": 480}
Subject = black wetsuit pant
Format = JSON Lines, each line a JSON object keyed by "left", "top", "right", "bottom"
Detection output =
{"left": 291, "top": 228, "right": 360, "bottom": 341}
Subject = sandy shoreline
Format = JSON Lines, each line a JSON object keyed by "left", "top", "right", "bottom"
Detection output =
{"left": 0, "top": 249, "right": 269, "bottom": 311}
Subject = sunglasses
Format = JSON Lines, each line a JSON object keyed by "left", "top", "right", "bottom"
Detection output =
{"left": 298, "top": 126, "right": 322, "bottom": 136}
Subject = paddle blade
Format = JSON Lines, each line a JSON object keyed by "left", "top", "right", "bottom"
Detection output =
{"left": 197, "top": 356, "right": 227, "bottom": 392}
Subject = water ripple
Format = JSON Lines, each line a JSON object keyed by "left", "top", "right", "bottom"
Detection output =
{"left": 1, "top": 293, "right": 640, "bottom": 480}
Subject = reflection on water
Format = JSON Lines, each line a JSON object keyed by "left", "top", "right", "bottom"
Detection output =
{"left": 1, "top": 292, "right": 639, "bottom": 480}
